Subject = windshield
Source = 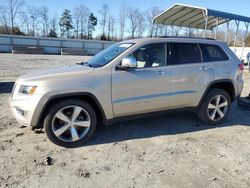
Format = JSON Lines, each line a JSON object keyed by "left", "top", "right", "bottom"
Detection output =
{"left": 87, "top": 43, "right": 134, "bottom": 67}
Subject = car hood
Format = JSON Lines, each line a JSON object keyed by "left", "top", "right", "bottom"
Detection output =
{"left": 17, "top": 64, "right": 94, "bottom": 83}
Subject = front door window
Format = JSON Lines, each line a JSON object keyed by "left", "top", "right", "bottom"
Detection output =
{"left": 129, "top": 43, "right": 166, "bottom": 68}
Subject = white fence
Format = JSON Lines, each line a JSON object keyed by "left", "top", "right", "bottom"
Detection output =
{"left": 0, "top": 34, "right": 115, "bottom": 55}
{"left": 1, "top": 34, "right": 250, "bottom": 61}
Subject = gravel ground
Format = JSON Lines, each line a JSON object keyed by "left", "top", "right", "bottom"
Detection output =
{"left": 0, "top": 53, "right": 250, "bottom": 188}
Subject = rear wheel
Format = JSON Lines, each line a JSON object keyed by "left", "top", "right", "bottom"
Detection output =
{"left": 197, "top": 89, "right": 231, "bottom": 125}
{"left": 44, "top": 100, "right": 97, "bottom": 148}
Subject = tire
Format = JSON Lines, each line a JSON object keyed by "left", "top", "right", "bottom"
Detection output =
{"left": 44, "top": 100, "right": 97, "bottom": 148}
{"left": 197, "top": 89, "right": 231, "bottom": 125}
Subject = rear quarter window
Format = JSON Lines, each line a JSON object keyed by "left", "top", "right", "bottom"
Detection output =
{"left": 200, "top": 44, "right": 229, "bottom": 62}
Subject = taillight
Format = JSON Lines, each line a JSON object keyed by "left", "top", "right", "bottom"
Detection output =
{"left": 239, "top": 63, "right": 244, "bottom": 71}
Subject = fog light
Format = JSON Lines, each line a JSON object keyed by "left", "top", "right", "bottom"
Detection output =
{"left": 16, "top": 108, "right": 24, "bottom": 116}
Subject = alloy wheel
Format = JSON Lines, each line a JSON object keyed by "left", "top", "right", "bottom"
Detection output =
{"left": 207, "top": 95, "right": 228, "bottom": 121}
{"left": 52, "top": 105, "right": 91, "bottom": 142}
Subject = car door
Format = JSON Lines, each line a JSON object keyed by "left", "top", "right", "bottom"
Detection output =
{"left": 167, "top": 42, "right": 215, "bottom": 108}
{"left": 200, "top": 43, "right": 231, "bottom": 79}
{"left": 111, "top": 43, "right": 172, "bottom": 117}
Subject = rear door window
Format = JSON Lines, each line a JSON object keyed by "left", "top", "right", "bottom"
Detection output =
{"left": 167, "top": 43, "right": 202, "bottom": 65}
{"left": 200, "top": 44, "right": 229, "bottom": 62}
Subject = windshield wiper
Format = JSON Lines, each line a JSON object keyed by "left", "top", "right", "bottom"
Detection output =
{"left": 76, "top": 61, "right": 92, "bottom": 67}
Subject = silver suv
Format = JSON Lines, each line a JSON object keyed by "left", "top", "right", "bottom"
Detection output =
{"left": 10, "top": 37, "right": 244, "bottom": 147}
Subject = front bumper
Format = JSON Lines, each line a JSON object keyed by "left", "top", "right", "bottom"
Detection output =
{"left": 9, "top": 94, "right": 48, "bottom": 127}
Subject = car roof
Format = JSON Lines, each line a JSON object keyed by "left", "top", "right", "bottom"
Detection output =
{"left": 123, "top": 37, "right": 226, "bottom": 46}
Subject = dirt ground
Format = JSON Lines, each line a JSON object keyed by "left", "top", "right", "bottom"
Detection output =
{"left": 0, "top": 53, "right": 250, "bottom": 188}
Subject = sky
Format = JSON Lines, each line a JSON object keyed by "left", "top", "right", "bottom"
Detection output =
{"left": 2, "top": 0, "right": 249, "bottom": 37}
{"left": 24, "top": 0, "right": 250, "bottom": 18}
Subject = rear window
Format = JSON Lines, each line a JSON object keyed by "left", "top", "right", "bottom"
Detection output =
{"left": 200, "top": 44, "right": 229, "bottom": 62}
{"left": 167, "top": 43, "right": 202, "bottom": 65}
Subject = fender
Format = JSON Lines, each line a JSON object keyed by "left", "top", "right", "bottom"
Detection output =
{"left": 198, "top": 79, "right": 236, "bottom": 109}
{"left": 35, "top": 92, "right": 107, "bottom": 128}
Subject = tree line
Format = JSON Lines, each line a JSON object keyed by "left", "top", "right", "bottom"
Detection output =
{"left": 0, "top": 0, "right": 249, "bottom": 45}
{"left": 0, "top": 0, "right": 164, "bottom": 41}
{"left": 0, "top": 0, "right": 99, "bottom": 39}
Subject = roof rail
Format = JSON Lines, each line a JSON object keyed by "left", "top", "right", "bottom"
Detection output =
{"left": 158, "top": 36, "right": 215, "bottom": 40}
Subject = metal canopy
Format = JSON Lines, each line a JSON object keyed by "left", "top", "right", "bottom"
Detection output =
{"left": 153, "top": 3, "right": 250, "bottom": 68}
{"left": 153, "top": 3, "right": 250, "bottom": 30}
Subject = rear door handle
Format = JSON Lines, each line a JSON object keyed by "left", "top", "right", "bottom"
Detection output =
{"left": 199, "top": 65, "right": 211, "bottom": 71}
{"left": 156, "top": 70, "right": 169, "bottom": 75}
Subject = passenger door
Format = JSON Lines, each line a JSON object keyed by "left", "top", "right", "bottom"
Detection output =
{"left": 111, "top": 43, "right": 172, "bottom": 117}
{"left": 167, "top": 42, "right": 214, "bottom": 108}
{"left": 200, "top": 43, "right": 231, "bottom": 79}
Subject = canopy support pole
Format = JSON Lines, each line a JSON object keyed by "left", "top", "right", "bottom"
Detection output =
{"left": 225, "top": 21, "right": 230, "bottom": 42}
{"left": 240, "top": 22, "right": 249, "bottom": 65}
{"left": 233, "top": 20, "right": 240, "bottom": 52}
{"left": 155, "top": 24, "right": 159, "bottom": 37}
{"left": 214, "top": 17, "right": 219, "bottom": 39}
{"left": 202, "top": 10, "right": 208, "bottom": 38}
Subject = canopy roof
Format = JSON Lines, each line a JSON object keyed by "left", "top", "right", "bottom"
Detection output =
{"left": 153, "top": 4, "right": 250, "bottom": 30}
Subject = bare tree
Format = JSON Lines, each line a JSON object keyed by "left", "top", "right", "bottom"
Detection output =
{"left": 0, "top": 0, "right": 24, "bottom": 34}
{"left": 156, "top": 24, "right": 167, "bottom": 36}
{"left": 0, "top": 5, "right": 10, "bottom": 33}
{"left": 28, "top": 6, "right": 38, "bottom": 36}
{"left": 73, "top": 6, "right": 81, "bottom": 39}
{"left": 73, "top": 5, "right": 91, "bottom": 39}
{"left": 38, "top": 6, "right": 49, "bottom": 36}
{"left": 136, "top": 11, "right": 145, "bottom": 38}
{"left": 50, "top": 13, "right": 58, "bottom": 35}
{"left": 110, "top": 16, "right": 116, "bottom": 40}
{"left": 118, "top": 5, "right": 126, "bottom": 40}
{"left": 145, "top": 7, "right": 161, "bottom": 37}
{"left": 99, "top": 4, "right": 109, "bottom": 38}
{"left": 182, "top": 27, "right": 195, "bottom": 37}
{"left": 107, "top": 14, "right": 116, "bottom": 40}
{"left": 126, "top": 7, "right": 142, "bottom": 39}
{"left": 171, "top": 26, "right": 179, "bottom": 36}
{"left": 20, "top": 11, "right": 30, "bottom": 35}
{"left": 8, "top": 0, "right": 24, "bottom": 34}
{"left": 78, "top": 5, "right": 90, "bottom": 39}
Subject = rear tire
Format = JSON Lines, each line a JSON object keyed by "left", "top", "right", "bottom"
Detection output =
{"left": 197, "top": 89, "right": 231, "bottom": 125}
{"left": 44, "top": 100, "right": 97, "bottom": 148}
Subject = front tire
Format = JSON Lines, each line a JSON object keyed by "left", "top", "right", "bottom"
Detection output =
{"left": 197, "top": 89, "right": 231, "bottom": 125}
{"left": 44, "top": 100, "right": 97, "bottom": 148}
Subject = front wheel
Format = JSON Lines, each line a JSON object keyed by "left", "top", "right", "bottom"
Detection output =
{"left": 44, "top": 100, "right": 97, "bottom": 148}
{"left": 197, "top": 89, "right": 231, "bottom": 125}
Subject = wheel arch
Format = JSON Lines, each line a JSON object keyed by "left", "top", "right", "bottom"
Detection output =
{"left": 198, "top": 79, "right": 236, "bottom": 108}
{"left": 36, "top": 92, "right": 106, "bottom": 129}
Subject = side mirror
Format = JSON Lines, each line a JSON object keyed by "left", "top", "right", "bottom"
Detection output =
{"left": 118, "top": 57, "right": 137, "bottom": 70}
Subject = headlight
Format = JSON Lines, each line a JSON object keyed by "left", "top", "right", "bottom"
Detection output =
{"left": 19, "top": 85, "right": 37, "bottom": 95}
